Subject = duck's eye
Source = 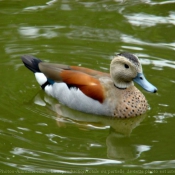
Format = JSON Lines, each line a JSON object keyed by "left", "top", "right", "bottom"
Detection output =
{"left": 124, "top": 64, "right": 129, "bottom": 69}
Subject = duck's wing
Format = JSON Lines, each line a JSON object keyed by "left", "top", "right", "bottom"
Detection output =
{"left": 39, "top": 62, "right": 106, "bottom": 103}
{"left": 21, "top": 55, "right": 108, "bottom": 103}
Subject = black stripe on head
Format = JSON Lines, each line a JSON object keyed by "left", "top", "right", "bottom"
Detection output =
{"left": 117, "top": 52, "right": 139, "bottom": 65}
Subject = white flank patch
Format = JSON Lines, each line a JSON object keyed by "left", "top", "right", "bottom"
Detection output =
{"left": 35, "top": 72, "right": 47, "bottom": 85}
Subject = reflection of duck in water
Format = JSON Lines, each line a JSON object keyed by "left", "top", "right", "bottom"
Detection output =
{"left": 106, "top": 127, "right": 151, "bottom": 161}
{"left": 21, "top": 52, "right": 157, "bottom": 118}
{"left": 33, "top": 93, "right": 149, "bottom": 161}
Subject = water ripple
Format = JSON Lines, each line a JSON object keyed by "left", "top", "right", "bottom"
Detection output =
{"left": 125, "top": 12, "right": 175, "bottom": 27}
{"left": 23, "top": 0, "right": 57, "bottom": 11}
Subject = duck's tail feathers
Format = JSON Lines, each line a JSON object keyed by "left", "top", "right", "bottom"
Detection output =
{"left": 21, "top": 55, "right": 42, "bottom": 73}
{"left": 21, "top": 55, "right": 52, "bottom": 90}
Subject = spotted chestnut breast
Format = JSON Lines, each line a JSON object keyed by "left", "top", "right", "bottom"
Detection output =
{"left": 114, "top": 87, "right": 148, "bottom": 118}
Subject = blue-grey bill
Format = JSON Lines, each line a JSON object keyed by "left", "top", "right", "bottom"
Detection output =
{"left": 133, "top": 73, "right": 157, "bottom": 93}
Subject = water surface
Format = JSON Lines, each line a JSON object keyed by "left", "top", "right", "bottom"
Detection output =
{"left": 0, "top": 0, "right": 175, "bottom": 174}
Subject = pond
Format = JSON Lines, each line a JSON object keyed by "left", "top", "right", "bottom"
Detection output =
{"left": 0, "top": 0, "right": 175, "bottom": 174}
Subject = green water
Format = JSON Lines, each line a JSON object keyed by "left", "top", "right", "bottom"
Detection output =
{"left": 0, "top": 0, "right": 175, "bottom": 174}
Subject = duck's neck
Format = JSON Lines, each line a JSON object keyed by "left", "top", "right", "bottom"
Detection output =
{"left": 113, "top": 84, "right": 126, "bottom": 90}
{"left": 113, "top": 80, "right": 133, "bottom": 90}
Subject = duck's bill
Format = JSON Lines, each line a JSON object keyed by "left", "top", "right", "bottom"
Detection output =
{"left": 133, "top": 73, "right": 157, "bottom": 93}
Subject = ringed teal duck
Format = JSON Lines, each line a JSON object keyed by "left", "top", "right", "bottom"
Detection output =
{"left": 21, "top": 53, "right": 157, "bottom": 118}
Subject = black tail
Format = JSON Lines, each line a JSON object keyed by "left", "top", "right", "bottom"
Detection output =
{"left": 21, "top": 55, "right": 42, "bottom": 73}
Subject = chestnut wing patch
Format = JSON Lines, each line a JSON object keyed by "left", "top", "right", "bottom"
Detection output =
{"left": 39, "top": 62, "right": 106, "bottom": 103}
{"left": 60, "top": 70, "right": 105, "bottom": 103}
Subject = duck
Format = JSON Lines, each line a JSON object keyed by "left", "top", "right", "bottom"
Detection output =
{"left": 21, "top": 53, "right": 157, "bottom": 118}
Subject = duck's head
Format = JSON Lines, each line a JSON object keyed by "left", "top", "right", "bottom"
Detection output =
{"left": 110, "top": 52, "right": 157, "bottom": 93}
